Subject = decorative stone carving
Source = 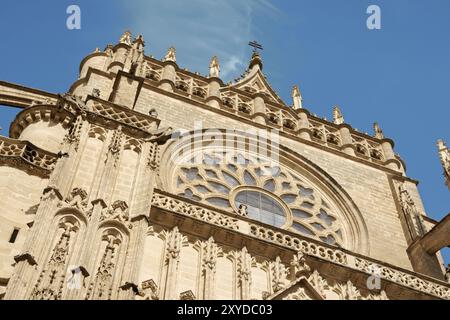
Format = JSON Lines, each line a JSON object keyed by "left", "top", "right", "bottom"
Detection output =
{"left": 92, "top": 88, "right": 101, "bottom": 98}
{"left": 31, "top": 221, "right": 78, "bottom": 300}
{"left": 267, "top": 257, "right": 287, "bottom": 293}
{"left": 86, "top": 234, "right": 121, "bottom": 300}
{"left": 230, "top": 247, "right": 255, "bottom": 300}
{"left": 333, "top": 106, "right": 344, "bottom": 125}
{"left": 249, "top": 224, "right": 347, "bottom": 265}
{"left": 291, "top": 252, "right": 312, "bottom": 278}
{"left": 174, "top": 151, "right": 344, "bottom": 246}
{"left": 147, "top": 142, "right": 160, "bottom": 170}
{"left": 398, "top": 183, "right": 426, "bottom": 239}
{"left": 307, "top": 270, "right": 328, "bottom": 297}
{"left": 101, "top": 200, "right": 130, "bottom": 224}
{"left": 0, "top": 136, "right": 57, "bottom": 178}
{"left": 151, "top": 192, "right": 240, "bottom": 231}
{"left": 148, "top": 108, "right": 158, "bottom": 118}
{"left": 374, "top": 122, "right": 385, "bottom": 139}
{"left": 107, "top": 126, "right": 124, "bottom": 167}
{"left": 119, "top": 31, "right": 132, "bottom": 46}
{"left": 159, "top": 227, "right": 188, "bottom": 299}
{"left": 209, "top": 56, "right": 220, "bottom": 78}
{"left": 237, "top": 204, "right": 248, "bottom": 217}
{"left": 63, "top": 116, "right": 84, "bottom": 151}
{"left": 354, "top": 258, "right": 449, "bottom": 300}
{"left": 163, "top": 47, "right": 176, "bottom": 63}
{"left": 292, "top": 85, "right": 303, "bottom": 110}
{"left": 65, "top": 187, "right": 88, "bottom": 211}
{"left": 195, "top": 237, "right": 222, "bottom": 299}
{"left": 138, "top": 279, "right": 159, "bottom": 300}
{"left": 180, "top": 290, "right": 196, "bottom": 300}
{"left": 437, "top": 139, "right": 450, "bottom": 189}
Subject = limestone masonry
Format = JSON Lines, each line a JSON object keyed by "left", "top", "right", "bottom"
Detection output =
{"left": 0, "top": 31, "right": 448, "bottom": 300}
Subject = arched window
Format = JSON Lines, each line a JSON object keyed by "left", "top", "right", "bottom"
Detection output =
{"left": 234, "top": 190, "right": 286, "bottom": 228}
{"left": 171, "top": 150, "right": 346, "bottom": 248}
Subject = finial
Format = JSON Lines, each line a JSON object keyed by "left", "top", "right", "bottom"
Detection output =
{"left": 373, "top": 122, "right": 384, "bottom": 139}
{"left": 94, "top": 47, "right": 100, "bottom": 53}
{"left": 249, "top": 51, "right": 263, "bottom": 70}
{"left": 437, "top": 139, "right": 449, "bottom": 178}
{"left": 209, "top": 56, "right": 220, "bottom": 78}
{"left": 163, "top": 47, "right": 176, "bottom": 62}
{"left": 134, "top": 34, "right": 145, "bottom": 43}
{"left": 119, "top": 31, "right": 132, "bottom": 46}
{"left": 292, "top": 85, "right": 303, "bottom": 110}
{"left": 333, "top": 106, "right": 344, "bottom": 125}
{"left": 437, "top": 139, "right": 447, "bottom": 151}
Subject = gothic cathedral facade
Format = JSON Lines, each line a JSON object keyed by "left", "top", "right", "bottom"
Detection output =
{"left": 0, "top": 32, "right": 448, "bottom": 300}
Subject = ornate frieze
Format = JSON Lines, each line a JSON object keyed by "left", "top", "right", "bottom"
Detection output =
{"left": 151, "top": 192, "right": 240, "bottom": 231}
{"left": 354, "top": 258, "right": 449, "bottom": 300}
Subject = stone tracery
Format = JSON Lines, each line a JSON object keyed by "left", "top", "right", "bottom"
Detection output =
{"left": 173, "top": 150, "right": 345, "bottom": 247}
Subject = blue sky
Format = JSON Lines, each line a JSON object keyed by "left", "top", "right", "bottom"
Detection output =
{"left": 0, "top": 1, "right": 448, "bottom": 264}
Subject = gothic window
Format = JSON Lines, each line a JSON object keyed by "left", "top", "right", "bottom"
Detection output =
{"left": 235, "top": 190, "right": 287, "bottom": 228}
{"left": 173, "top": 151, "right": 345, "bottom": 247}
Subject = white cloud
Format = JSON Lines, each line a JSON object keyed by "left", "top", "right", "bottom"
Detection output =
{"left": 120, "top": 0, "right": 278, "bottom": 80}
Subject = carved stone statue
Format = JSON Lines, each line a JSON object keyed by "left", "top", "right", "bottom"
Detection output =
{"left": 437, "top": 139, "right": 450, "bottom": 189}
{"left": 119, "top": 31, "right": 132, "bottom": 45}
{"left": 209, "top": 56, "right": 220, "bottom": 78}
{"left": 333, "top": 106, "right": 344, "bottom": 125}
{"left": 398, "top": 183, "right": 426, "bottom": 238}
{"left": 163, "top": 47, "right": 176, "bottom": 62}
{"left": 292, "top": 85, "right": 303, "bottom": 110}
{"left": 374, "top": 122, "right": 385, "bottom": 139}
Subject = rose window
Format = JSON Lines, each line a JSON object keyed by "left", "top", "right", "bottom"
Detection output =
{"left": 174, "top": 152, "right": 344, "bottom": 247}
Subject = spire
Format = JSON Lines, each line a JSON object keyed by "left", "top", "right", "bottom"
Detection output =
{"left": 119, "top": 31, "right": 132, "bottom": 46}
{"left": 209, "top": 56, "right": 220, "bottom": 78}
{"left": 292, "top": 85, "right": 303, "bottom": 110}
{"left": 163, "top": 47, "right": 176, "bottom": 62}
{"left": 373, "top": 122, "right": 384, "bottom": 139}
{"left": 333, "top": 106, "right": 344, "bottom": 125}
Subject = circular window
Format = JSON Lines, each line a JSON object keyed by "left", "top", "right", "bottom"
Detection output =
{"left": 234, "top": 190, "right": 287, "bottom": 228}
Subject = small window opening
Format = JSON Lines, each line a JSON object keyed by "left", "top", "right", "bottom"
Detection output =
{"left": 9, "top": 228, "right": 19, "bottom": 243}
